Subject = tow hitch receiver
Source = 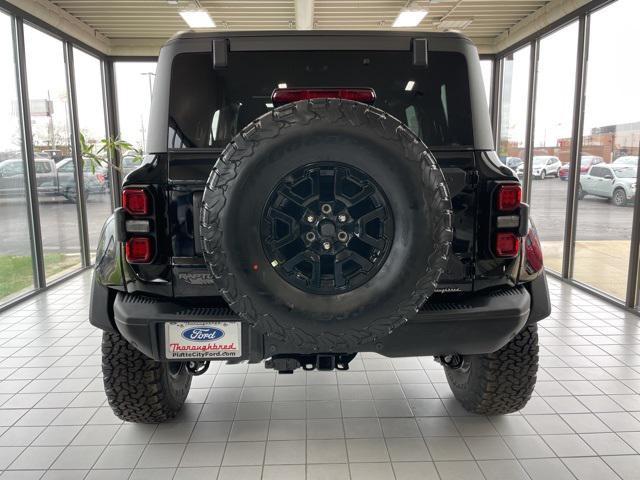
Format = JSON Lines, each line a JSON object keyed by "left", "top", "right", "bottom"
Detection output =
{"left": 265, "top": 353, "right": 357, "bottom": 374}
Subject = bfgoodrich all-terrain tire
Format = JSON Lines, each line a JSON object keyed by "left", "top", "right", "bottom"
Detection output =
{"left": 444, "top": 324, "right": 539, "bottom": 415}
{"left": 200, "top": 99, "right": 453, "bottom": 352}
{"left": 102, "top": 331, "right": 191, "bottom": 423}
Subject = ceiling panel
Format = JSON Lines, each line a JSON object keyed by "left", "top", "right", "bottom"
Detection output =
{"left": 49, "top": 0, "right": 553, "bottom": 43}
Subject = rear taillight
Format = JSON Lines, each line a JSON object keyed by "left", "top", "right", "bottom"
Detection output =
{"left": 126, "top": 237, "right": 153, "bottom": 263}
{"left": 96, "top": 173, "right": 106, "bottom": 184}
{"left": 496, "top": 184, "right": 522, "bottom": 211}
{"left": 122, "top": 187, "right": 154, "bottom": 264}
{"left": 272, "top": 87, "right": 376, "bottom": 106}
{"left": 495, "top": 233, "right": 520, "bottom": 257}
{"left": 122, "top": 188, "right": 150, "bottom": 215}
{"left": 524, "top": 226, "right": 544, "bottom": 273}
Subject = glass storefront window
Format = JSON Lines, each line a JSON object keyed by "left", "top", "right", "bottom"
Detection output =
{"left": 0, "top": 12, "right": 35, "bottom": 304}
{"left": 24, "top": 24, "right": 82, "bottom": 281}
{"left": 498, "top": 46, "right": 531, "bottom": 175}
{"left": 73, "top": 47, "right": 111, "bottom": 258}
{"left": 573, "top": 0, "right": 640, "bottom": 300}
{"left": 115, "top": 62, "right": 156, "bottom": 150}
{"left": 480, "top": 59, "right": 493, "bottom": 109}
{"left": 114, "top": 62, "right": 156, "bottom": 183}
{"left": 529, "top": 22, "right": 579, "bottom": 273}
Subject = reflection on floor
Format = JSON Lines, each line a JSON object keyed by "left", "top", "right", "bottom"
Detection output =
{"left": 0, "top": 272, "right": 639, "bottom": 479}
{"left": 542, "top": 240, "right": 630, "bottom": 300}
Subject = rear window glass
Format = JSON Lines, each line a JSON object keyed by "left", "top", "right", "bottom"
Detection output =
{"left": 168, "top": 50, "right": 473, "bottom": 149}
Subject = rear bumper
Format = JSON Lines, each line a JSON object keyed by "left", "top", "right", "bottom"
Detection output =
{"left": 111, "top": 273, "right": 550, "bottom": 362}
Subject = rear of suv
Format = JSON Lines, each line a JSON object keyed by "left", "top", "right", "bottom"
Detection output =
{"left": 90, "top": 31, "right": 550, "bottom": 423}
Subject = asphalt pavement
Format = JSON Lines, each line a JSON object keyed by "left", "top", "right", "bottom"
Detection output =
{"left": 0, "top": 192, "right": 111, "bottom": 256}
{"left": 530, "top": 176, "right": 634, "bottom": 242}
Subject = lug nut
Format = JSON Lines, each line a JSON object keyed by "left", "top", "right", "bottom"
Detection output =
{"left": 322, "top": 241, "right": 332, "bottom": 251}
{"left": 321, "top": 204, "right": 332, "bottom": 214}
{"left": 338, "top": 231, "right": 348, "bottom": 242}
{"left": 306, "top": 215, "right": 315, "bottom": 223}
{"left": 305, "top": 232, "right": 316, "bottom": 242}
{"left": 338, "top": 214, "right": 347, "bottom": 222}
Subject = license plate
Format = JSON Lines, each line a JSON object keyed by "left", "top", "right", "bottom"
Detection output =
{"left": 165, "top": 322, "right": 242, "bottom": 360}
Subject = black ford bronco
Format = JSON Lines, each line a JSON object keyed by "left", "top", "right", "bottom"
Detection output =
{"left": 90, "top": 31, "right": 550, "bottom": 423}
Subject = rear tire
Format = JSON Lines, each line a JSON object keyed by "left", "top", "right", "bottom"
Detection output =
{"left": 577, "top": 183, "right": 585, "bottom": 200}
{"left": 539, "top": 170, "right": 546, "bottom": 180}
{"left": 444, "top": 324, "right": 539, "bottom": 415}
{"left": 613, "top": 188, "right": 627, "bottom": 207}
{"left": 102, "top": 331, "right": 191, "bottom": 423}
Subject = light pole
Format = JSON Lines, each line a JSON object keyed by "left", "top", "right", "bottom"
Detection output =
{"left": 140, "top": 72, "right": 155, "bottom": 100}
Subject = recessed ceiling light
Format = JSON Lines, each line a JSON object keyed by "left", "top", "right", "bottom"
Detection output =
{"left": 405, "top": 80, "right": 416, "bottom": 91}
{"left": 393, "top": 10, "right": 428, "bottom": 27}
{"left": 392, "top": 2, "right": 428, "bottom": 28}
{"left": 179, "top": 9, "right": 215, "bottom": 28}
{"left": 278, "top": 83, "right": 288, "bottom": 88}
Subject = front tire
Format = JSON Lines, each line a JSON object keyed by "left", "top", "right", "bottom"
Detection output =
{"left": 444, "top": 324, "right": 539, "bottom": 415}
{"left": 102, "top": 331, "right": 191, "bottom": 423}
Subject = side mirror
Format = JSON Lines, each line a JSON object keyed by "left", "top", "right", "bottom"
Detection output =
{"left": 604, "top": 174, "right": 613, "bottom": 180}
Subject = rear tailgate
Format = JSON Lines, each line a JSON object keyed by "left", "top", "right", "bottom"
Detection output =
{"left": 167, "top": 149, "right": 478, "bottom": 296}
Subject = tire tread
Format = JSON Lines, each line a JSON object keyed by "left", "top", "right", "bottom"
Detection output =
{"left": 446, "top": 325, "right": 539, "bottom": 415}
{"left": 101, "top": 331, "right": 190, "bottom": 423}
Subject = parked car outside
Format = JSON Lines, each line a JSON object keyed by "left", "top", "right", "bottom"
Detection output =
{"left": 504, "top": 157, "right": 523, "bottom": 172}
{"left": 578, "top": 164, "right": 636, "bottom": 206}
{"left": 613, "top": 155, "right": 638, "bottom": 167}
{"left": 515, "top": 155, "right": 561, "bottom": 180}
{"left": 559, "top": 155, "right": 604, "bottom": 181}
{"left": 57, "top": 157, "right": 108, "bottom": 194}
{"left": 499, "top": 156, "right": 522, "bottom": 167}
{"left": 0, "top": 157, "right": 101, "bottom": 202}
{"left": 121, "top": 154, "right": 142, "bottom": 177}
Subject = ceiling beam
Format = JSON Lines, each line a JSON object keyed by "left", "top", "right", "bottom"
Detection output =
{"left": 295, "top": 0, "right": 314, "bottom": 30}
{"left": 493, "top": 0, "right": 592, "bottom": 52}
{"left": 5, "top": 0, "right": 111, "bottom": 54}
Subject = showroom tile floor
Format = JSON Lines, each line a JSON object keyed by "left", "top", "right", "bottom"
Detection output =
{"left": 0, "top": 273, "right": 639, "bottom": 479}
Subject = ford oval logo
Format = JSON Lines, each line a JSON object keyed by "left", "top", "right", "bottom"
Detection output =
{"left": 182, "top": 327, "right": 225, "bottom": 342}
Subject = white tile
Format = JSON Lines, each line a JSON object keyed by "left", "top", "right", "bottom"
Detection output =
{"left": 541, "top": 434, "right": 596, "bottom": 457}
{"left": 521, "top": 458, "right": 576, "bottom": 480}
{"left": 179, "top": 442, "right": 225, "bottom": 467}
{"left": 563, "top": 456, "right": 620, "bottom": 480}
{"left": 581, "top": 432, "right": 636, "bottom": 455}
{"left": 385, "top": 437, "right": 430, "bottom": 462}
{"left": 349, "top": 462, "right": 395, "bottom": 480}
{"left": 221, "top": 441, "right": 266, "bottom": 466}
{"left": 435, "top": 460, "right": 485, "bottom": 480}
{"left": 425, "top": 437, "right": 473, "bottom": 461}
{"left": 264, "top": 440, "right": 305, "bottom": 464}
{"left": 464, "top": 436, "right": 514, "bottom": 460}
{"left": 392, "top": 461, "right": 440, "bottom": 480}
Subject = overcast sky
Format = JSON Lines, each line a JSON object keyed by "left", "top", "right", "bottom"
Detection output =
{"left": 503, "top": 0, "right": 640, "bottom": 149}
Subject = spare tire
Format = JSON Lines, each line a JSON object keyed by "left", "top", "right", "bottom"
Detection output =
{"left": 200, "top": 99, "right": 452, "bottom": 352}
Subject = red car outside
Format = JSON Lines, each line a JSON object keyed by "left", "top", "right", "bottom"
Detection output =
{"left": 559, "top": 155, "right": 604, "bottom": 180}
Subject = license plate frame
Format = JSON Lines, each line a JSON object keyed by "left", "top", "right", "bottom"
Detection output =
{"left": 165, "top": 321, "right": 242, "bottom": 360}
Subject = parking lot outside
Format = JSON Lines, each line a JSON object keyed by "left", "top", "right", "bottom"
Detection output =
{"left": 530, "top": 177, "right": 634, "bottom": 300}
{"left": 0, "top": 192, "right": 112, "bottom": 300}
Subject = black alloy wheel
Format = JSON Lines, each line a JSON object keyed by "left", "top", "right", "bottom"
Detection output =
{"left": 261, "top": 163, "right": 393, "bottom": 295}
